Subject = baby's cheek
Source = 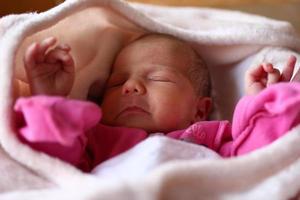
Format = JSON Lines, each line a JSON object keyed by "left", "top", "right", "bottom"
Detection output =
{"left": 101, "top": 102, "right": 117, "bottom": 123}
{"left": 153, "top": 108, "right": 188, "bottom": 131}
{"left": 163, "top": 101, "right": 196, "bottom": 129}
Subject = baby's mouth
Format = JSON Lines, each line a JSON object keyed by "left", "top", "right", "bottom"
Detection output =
{"left": 117, "top": 106, "right": 150, "bottom": 118}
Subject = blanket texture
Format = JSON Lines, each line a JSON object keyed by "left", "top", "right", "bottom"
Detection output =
{"left": 1, "top": 0, "right": 300, "bottom": 199}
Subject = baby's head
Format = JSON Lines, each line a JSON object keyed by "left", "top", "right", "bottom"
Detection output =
{"left": 101, "top": 33, "right": 212, "bottom": 133}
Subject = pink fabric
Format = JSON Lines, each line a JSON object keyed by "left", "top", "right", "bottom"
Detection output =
{"left": 230, "top": 82, "right": 300, "bottom": 156}
{"left": 14, "top": 83, "right": 300, "bottom": 171}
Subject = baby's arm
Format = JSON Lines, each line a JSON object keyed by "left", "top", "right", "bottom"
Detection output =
{"left": 15, "top": 95, "right": 101, "bottom": 168}
{"left": 245, "top": 56, "right": 298, "bottom": 95}
{"left": 24, "top": 37, "right": 75, "bottom": 96}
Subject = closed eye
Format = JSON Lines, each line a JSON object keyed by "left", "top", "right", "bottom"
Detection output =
{"left": 106, "top": 73, "right": 128, "bottom": 89}
{"left": 107, "top": 81, "right": 124, "bottom": 88}
{"left": 106, "top": 78, "right": 126, "bottom": 89}
{"left": 148, "top": 76, "right": 172, "bottom": 82}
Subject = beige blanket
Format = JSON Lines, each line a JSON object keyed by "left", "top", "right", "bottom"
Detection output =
{"left": 1, "top": 0, "right": 300, "bottom": 199}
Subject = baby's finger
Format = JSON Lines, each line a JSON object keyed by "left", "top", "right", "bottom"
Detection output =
{"left": 45, "top": 48, "right": 68, "bottom": 63}
{"left": 24, "top": 42, "right": 39, "bottom": 69}
{"left": 245, "top": 64, "right": 265, "bottom": 86}
{"left": 45, "top": 48, "right": 74, "bottom": 72}
{"left": 281, "top": 55, "right": 297, "bottom": 81}
{"left": 35, "top": 37, "right": 57, "bottom": 63}
{"left": 292, "top": 67, "right": 300, "bottom": 82}
{"left": 246, "top": 64, "right": 266, "bottom": 80}
{"left": 262, "top": 63, "right": 275, "bottom": 73}
{"left": 262, "top": 63, "right": 281, "bottom": 85}
{"left": 267, "top": 68, "right": 281, "bottom": 86}
{"left": 56, "top": 43, "right": 71, "bottom": 52}
{"left": 58, "top": 49, "right": 75, "bottom": 73}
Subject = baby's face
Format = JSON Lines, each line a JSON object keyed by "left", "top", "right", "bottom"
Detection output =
{"left": 101, "top": 37, "right": 202, "bottom": 133}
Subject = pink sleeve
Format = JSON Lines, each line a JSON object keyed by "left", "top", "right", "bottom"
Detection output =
{"left": 168, "top": 121, "right": 233, "bottom": 157}
{"left": 14, "top": 95, "right": 101, "bottom": 166}
{"left": 231, "top": 82, "right": 300, "bottom": 156}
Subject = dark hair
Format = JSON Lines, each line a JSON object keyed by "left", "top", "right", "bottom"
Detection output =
{"left": 188, "top": 48, "right": 211, "bottom": 97}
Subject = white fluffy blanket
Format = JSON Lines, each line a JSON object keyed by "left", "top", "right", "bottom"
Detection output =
{"left": 1, "top": 0, "right": 300, "bottom": 199}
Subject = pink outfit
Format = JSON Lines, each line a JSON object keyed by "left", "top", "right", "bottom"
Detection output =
{"left": 14, "top": 83, "right": 300, "bottom": 171}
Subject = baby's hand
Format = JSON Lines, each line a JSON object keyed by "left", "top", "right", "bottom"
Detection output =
{"left": 245, "top": 56, "right": 298, "bottom": 95}
{"left": 24, "top": 37, "right": 75, "bottom": 96}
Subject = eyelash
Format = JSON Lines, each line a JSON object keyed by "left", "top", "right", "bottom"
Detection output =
{"left": 148, "top": 76, "right": 172, "bottom": 82}
{"left": 107, "top": 81, "right": 124, "bottom": 88}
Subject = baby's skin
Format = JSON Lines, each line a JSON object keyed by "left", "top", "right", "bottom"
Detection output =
{"left": 245, "top": 56, "right": 299, "bottom": 95}
{"left": 24, "top": 35, "right": 212, "bottom": 132}
{"left": 24, "top": 35, "right": 299, "bottom": 132}
{"left": 14, "top": 7, "right": 143, "bottom": 99}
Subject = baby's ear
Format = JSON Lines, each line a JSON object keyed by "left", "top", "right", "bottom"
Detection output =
{"left": 193, "top": 97, "right": 212, "bottom": 122}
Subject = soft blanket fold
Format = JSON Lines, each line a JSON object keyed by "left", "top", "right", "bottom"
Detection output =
{"left": 1, "top": 0, "right": 300, "bottom": 199}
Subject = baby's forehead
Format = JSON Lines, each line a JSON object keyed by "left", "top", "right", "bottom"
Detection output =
{"left": 113, "top": 34, "right": 198, "bottom": 74}
{"left": 131, "top": 35, "right": 192, "bottom": 52}
{"left": 126, "top": 35, "right": 195, "bottom": 62}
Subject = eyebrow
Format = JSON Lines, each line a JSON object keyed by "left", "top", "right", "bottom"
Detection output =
{"left": 147, "top": 64, "right": 181, "bottom": 75}
{"left": 110, "top": 64, "right": 184, "bottom": 77}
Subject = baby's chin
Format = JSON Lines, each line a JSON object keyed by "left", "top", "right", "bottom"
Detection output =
{"left": 103, "top": 118, "right": 160, "bottom": 134}
{"left": 117, "top": 121, "right": 156, "bottom": 133}
{"left": 102, "top": 115, "right": 187, "bottom": 134}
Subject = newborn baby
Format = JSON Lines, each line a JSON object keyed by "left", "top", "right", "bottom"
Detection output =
{"left": 23, "top": 33, "right": 212, "bottom": 131}
{"left": 15, "top": 33, "right": 300, "bottom": 172}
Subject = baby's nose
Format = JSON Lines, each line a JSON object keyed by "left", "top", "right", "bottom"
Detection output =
{"left": 122, "top": 79, "right": 146, "bottom": 95}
